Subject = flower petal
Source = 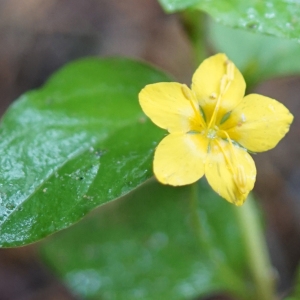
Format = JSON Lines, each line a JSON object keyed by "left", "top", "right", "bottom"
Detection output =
{"left": 205, "top": 139, "right": 256, "bottom": 206}
{"left": 192, "top": 53, "right": 246, "bottom": 123}
{"left": 221, "top": 94, "right": 294, "bottom": 152}
{"left": 154, "top": 133, "right": 208, "bottom": 185}
{"left": 139, "top": 82, "right": 203, "bottom": 133}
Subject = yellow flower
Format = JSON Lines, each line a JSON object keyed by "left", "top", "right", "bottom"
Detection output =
{"left": 139, "top": 53, "right": 293, "bottom": 206}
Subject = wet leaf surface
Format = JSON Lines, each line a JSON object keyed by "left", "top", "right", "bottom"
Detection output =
{"left": 159, "top": 0, "right": 300, "bottom": 39}
{"left": 0, "top": 58, "right": 169, "bottom": 247}
{"left": 208, "top": 18, "right": 300, "bottom": 87}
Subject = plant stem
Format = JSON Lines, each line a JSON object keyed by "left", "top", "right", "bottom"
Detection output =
{"left": 180, "top": 10, "right": 208, "bottom": 66}
{"left": 234, "top": 194, "right": 276, "bottom": 300}
{"left": 189, "top": 183, "right": 252, "bottom": 300}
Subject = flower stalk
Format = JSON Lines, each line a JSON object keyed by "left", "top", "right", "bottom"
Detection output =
{"left": 234, "top": 194, "right": 276, "bottom": 300}
{"left": 189, "top": 183, "right": 253, "bottom": 300}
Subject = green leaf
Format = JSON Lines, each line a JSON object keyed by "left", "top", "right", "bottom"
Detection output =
{"left": 208, "top": 18, "right": 300, "bottom": 87}
{"left": 158, "top": 0, "right": 300, "bottom": 39}
{"left": 40, "top": 179, "right": 255, "bottom": 300}
{"left": 0, "top": 58, "right": 170, "bottom": 247}
{"left": 159, "top": 0, "right": 199, "bottom": 11}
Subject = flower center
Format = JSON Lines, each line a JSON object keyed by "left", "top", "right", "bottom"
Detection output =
{"left": 206, "top": 128, "right": 217, "bottom": 139}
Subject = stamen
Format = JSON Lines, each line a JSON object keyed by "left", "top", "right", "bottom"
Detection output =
{"left": 220, "top": 61, "right": 235, "bottom": 95}
{"left": 216, "top": 130, "right": 248, "bottom": 196}
{"left": 215, "top": 139, "right": 234, "bottom": 171}
{"left": 234, "top": 165, "right": 247, "bottom": 194}
{"left": 220, "top": 75, "right": 227, "bottom": 95}
{"left": 207, "top": 59, "right": 235, "bottom": 130}
{"left": 226, "top": 60, "right": 235, "bottom": 80}
{"left": 181, "top": 84, "right": 193, "bottom": 101}
{"left": 181, "top": 84, "right": 206, "bottom": 128}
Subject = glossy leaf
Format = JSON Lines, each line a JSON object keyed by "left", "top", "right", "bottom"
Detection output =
{"left": 159, "top": 0, "right": 300, "bottom": 39}
{"left": 208, "top": 18, "right": 300, "bottom": 87}
{"left": 40, "top": 179, "right": 257, "bottom": 300}
{"left": 0, "top": 58, "right": 170, "bottom": 247}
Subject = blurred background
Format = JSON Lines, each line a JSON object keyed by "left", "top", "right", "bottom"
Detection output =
{"left": 0, "top": 0, "right": 299, "bottom": 299}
